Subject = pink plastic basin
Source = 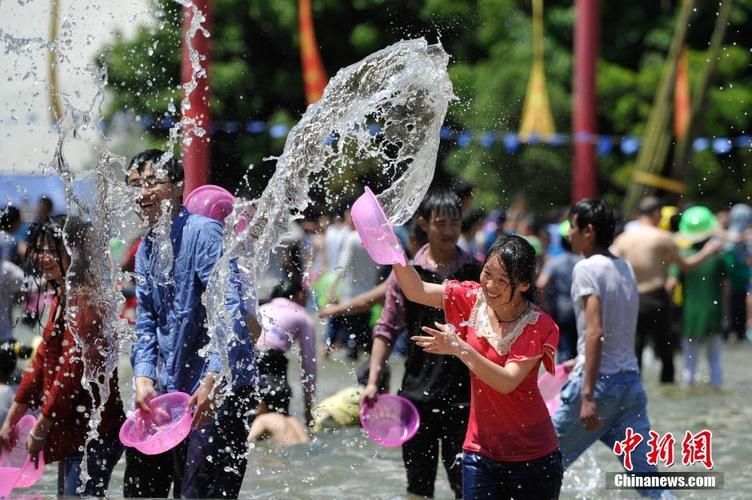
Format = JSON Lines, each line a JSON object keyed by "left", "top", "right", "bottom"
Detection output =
{"left": 119, "top": 392, "right": 192, "bottom": 455}
{"left": 0, "top": 468, "right": 14, "bottom": 497}
{"left": 538, "top": 364, "right": 569, "bottom": 416}
{"left": 0, "top": 414, "right": 46, "bottom": 495}
{"left": 184, "top": 185, "right": 235, "bottom": 224}
{"left": 351, "top": 187, "right": 407, "bottom": 267}
{"left": 360, "top": 394, "right": 420, "bottom": 447}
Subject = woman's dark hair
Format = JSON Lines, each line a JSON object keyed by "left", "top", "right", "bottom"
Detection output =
{"left": 569, "top": 198, "right": 617, "bottom": 248}
{"left": 417, "top": 188, "right": 461, "bottom": 221}
{"left": 127, "top": 149, "right": 184, "bottom": 184}
{"left": 24, "top": 215, "right": 68, "bottom": 281}
{"left": 63, "top": 216, "right": 98, "bottom": 288}
{"left": 483, "top": 234, "right": 537, "bottom": 303}
{"left": 23, "top": 215, "right": 69, "bottom": 325}
{"left": 0, "top": 205, "right": 21, "bottom": 232}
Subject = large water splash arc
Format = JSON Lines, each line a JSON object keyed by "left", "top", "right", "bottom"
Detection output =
{"left": 203, "top": 38, "right": 454, "bottom": 390}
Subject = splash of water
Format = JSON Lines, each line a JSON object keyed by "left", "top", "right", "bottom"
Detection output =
{"left": 2, "top": 0, "right": 214, "bottom": 492}
{"left": 202, "top": 38, "right": 454, "bottom": 399}
{"left": 51, "top": 118, "right": 134, "bottom": 492}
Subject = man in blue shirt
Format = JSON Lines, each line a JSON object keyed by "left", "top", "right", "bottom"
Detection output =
{"left": 123, "top": 149, "right": 255, "bottom": 498}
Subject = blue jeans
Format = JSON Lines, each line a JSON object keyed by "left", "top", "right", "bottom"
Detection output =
{"left": 62, "top": 428, "right": 123, "bottom": 496}
{"left": 462, "top": 450, "right": 562, "bottom": 499}
{"left": 552, "top": 371, "right": 664, "bottom": 498}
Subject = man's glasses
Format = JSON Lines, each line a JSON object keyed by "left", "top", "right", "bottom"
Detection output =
{"left": 127, "top": 177, "right": 171, "bottom": 190}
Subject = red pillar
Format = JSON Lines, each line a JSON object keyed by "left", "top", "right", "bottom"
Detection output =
{"left": 571, "top": 0, "right": 599, "bottom": 202}
{"left": 181, "top": 0, "right": 212, "bottom": 197}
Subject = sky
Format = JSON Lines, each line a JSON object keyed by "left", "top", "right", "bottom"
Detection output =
{"left": 0, "top": 0, "right": 152, "bottom": 175}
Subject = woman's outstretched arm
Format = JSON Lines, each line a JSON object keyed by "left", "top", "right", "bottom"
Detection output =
{"left": 391, "top": 264, "right": 444, "bottom": 309}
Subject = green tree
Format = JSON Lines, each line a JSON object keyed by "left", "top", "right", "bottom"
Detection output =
{"left": 100, "top": 0, "right": 752, "bottom": 213}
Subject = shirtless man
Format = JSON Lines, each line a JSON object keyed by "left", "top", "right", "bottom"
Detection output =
{"left": 248, "top": 410, "right": 310, "bottom": 447}
{"left": 612, "top": 197, "right": 721, "bottom": 383}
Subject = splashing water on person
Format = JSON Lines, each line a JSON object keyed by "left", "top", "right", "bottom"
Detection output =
{"left": 202, "top": 38, "right": 455, "bottom": 402}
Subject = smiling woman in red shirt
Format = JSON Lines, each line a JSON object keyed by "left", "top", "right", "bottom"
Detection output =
{"left": 0, "top": 215, "right": 124, "bottom": 496}
{"left": 395, "top": 234, "right": 563, "bottom": 500}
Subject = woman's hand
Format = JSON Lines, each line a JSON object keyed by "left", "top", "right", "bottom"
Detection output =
{"left": 26, "top": 420, "right": 50, "bottom": 468}
{"left": 0, "top": 421, "right": 17, "bottom": 451}
{"left": 411, "top": 322, "right": 465, "bottom": 356}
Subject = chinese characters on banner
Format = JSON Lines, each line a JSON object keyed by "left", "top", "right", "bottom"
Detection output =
{"left": 613, "top": 428, "right": 714, "bottom": 471}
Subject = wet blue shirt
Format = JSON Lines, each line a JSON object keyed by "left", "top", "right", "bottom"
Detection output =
{"left": 131, "top": 207, "right": 255, "bottom": 394}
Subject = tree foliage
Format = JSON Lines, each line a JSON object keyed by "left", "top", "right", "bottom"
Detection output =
{"left": 100, "top": 0, "right": 752, "bottom": 213}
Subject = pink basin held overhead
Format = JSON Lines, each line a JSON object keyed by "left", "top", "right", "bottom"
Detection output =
{"left": 0, "top": 414, "right": 46, "bottom": 495}
{"left": 351, "top": 187, "right": 407, "bottom": 267}
{"left": 360, "top": 394, "right": 420, "bottom": 447}
{"left": 119, "top": 392, "right": 192, "bottom": 455}
{"left": 184, "top": 185, "right": 235, "bottom": 224}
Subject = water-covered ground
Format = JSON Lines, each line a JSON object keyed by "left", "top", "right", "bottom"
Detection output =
{"left": 12, "top": 321, "right": 752, "bottom": 499}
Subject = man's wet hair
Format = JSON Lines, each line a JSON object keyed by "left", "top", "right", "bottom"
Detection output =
{"left": 569, "top": 198, "right": 617, "bottom": 248}
{"left": 0, "top": 205, "right": 21, "bottom": 232}
{"left": 417, "top": 188, "right": 462, "bottom": 221}
{"left": 126, "top": 149, "right": 184, "bottom": 184}
{"left": 484, "top": 234, "right": 537, "bottom": 303}
{"left": 638, "top": 196, "right": 663, "bottom": 216}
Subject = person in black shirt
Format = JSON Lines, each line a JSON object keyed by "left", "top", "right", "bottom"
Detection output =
{"left": 362, "top": 188, "right": 480, "bottom": 498}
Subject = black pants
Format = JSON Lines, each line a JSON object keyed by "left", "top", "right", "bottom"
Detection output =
{"left": 123, "top": 386, "right": 254, "bottom": 498}
{"left": 255, "top": 348, "right": 292, "bottom": 415}
{"left": 724, "top": 288, "right": 747, "bottom": 340}
{"left": 636, "top": 289, "right": 675, "bottom": 383}
{"left": 330, "top": 313, "right": 372, "bottom": 360}
{"left": 402, "top": 400, "right": 469, "bottom": 498}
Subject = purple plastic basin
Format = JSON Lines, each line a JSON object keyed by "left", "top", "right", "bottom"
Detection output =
{"left": 351, "top": 187, "right": 407, "bottom": 267}
{"left": 119, "top": 392, "right": 192, "bottom": 455}
{"left": 360, "top": 394, "right": 420, "bottom": 447}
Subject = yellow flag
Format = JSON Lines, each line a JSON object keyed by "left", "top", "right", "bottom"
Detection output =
{"left": 519, "top": 0, "right": 556, "bottom": 141}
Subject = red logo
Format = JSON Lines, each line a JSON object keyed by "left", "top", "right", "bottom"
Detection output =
{"left": 612, "top": 427, "right": 643, "bottom": 471}
{"left": 613, "top": 429, "right": 714, "bottom": 470}
{"left": 646, "top": 431, "right": 676, "bottom": 467}
{"left": 681, "top": 430, "right": 714, "bottom": 470}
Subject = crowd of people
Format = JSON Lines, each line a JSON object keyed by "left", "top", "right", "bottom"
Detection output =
{"left": 0, "top": 147, "right": 748, "bottom": 498}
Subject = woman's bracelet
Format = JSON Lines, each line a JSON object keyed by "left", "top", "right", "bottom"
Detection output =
{"left": 28, "top": 430, "right": 46, "bottom": 441}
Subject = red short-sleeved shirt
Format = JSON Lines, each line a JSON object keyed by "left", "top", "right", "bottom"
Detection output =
{"left": 443, "top": 280, "right": 560, "bottom": 462}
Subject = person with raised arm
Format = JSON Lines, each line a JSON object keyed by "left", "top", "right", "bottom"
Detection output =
{"left": 361, "top": 188, "right": 480, "bottom": 498}
{"left": 395, "top": 233, "right": 563, "bottom": 499}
